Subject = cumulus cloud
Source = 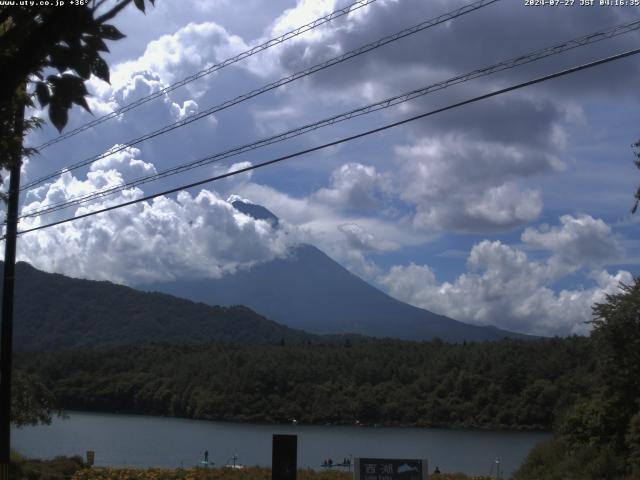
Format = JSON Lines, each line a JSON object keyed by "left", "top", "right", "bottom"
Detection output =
{"left": 170, "top": 99, "right": 200, "bottom": 121}
{"left": 16, "top": 153, "right": 298, "bottom": 285}
{"left": 271, "top": 0, "right": 640, "bottom": 100}
{"left": 522, "top": 214, "right": 624, "bottom": 269}
{"left": 313, "top": 162, "right": 380, "bottom": 209}
{"left": 242, "top": 0, "right": 638, "bottom": 237}
{"left": 63, "top": 21, "right": 248, "bottom": 146}
{"left": 236, "top": 178, "right": 429, "bottom": 279}
{"left": 89, "top": 145, "right": 158, "bottom": 178}
{"left": 388, "top": 136, "right": 553, "bottom": 232}
{"left": 379, "top": 215, "right": 632, "bottom": 336}
{"left": 108, "top": 22, "right": 249, "bottom": 93}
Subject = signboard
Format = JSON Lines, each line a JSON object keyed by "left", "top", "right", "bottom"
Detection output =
{"left": 354, "top": 458, "right": 428, "bottom": 480}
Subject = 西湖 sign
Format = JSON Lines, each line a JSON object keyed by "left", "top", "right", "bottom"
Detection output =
{"left": 354, "top": 458, "right": 428, "bottom": 480}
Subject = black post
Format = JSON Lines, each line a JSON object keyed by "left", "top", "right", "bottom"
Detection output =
{"left": 0, "top": 99, "right": 25, "bottom": 480}
{"left": 272, "top": 434, "right": 297, "bottom": 480}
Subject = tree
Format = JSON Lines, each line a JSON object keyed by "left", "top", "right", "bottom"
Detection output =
{"left": 11, "top": 371, "right": 57, "bottom": 428}
{"left": 1, "top": 0, "right": 155, "bottom": 167}
{"left": 590, "top": 279, "right": 640, "bottom": 414}
{"left": 1, "top": 1, "right": 155, "bottom": 475}
{"left": 515, "top": 279, "right": 640, "bottom": 479}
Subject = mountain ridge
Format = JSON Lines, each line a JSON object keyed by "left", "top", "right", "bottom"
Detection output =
{"left": 1, "top": 260, "right": 318, "bottom": 351}
{"left": 138, "top": 198, "right": 534, "bottom": 342}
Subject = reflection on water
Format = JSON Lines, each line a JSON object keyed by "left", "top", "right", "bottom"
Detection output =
{"left": 13, "top": 411, "right": 549, "bottom": 477}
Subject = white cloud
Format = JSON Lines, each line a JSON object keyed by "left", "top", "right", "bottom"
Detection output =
{"left": 110, "top": 22, "right": 249, "bottom": 90}
{"left": 10, "top": 0, "right": 639, "bottom": 343}
{"left": 16, "top": 155, "right": 298, "bottom": 285}
{"left": 170, "top": 99, "right": 200, "bottom": 121}
{"left": 270, "top": 0, "right": 341, "bottom": 41}
{"left": 313, "top": 162, "right": 380, "bottom": 209}
{"left": 89, "top": 145, "right": 157, "bottom": 179}
{"left": 388, "top": 136, "right": 554, "bottom": 232}
{"left": 380, "top": 247, "right": 631, "bottom": 337}
{"left": 464, "top": 184, "right": 542, "bottom": 228}
{"left": 522, "top": 214, "right": 623, "bottom": 269}
{"left": 79, "top": 21, "right": 252, "bottom": 134}
{"left": 379, "top": 215, "right": 633, "bottom": 336}
{"left": 236, "top": 179, "right": 429, "bottom": 279}
{"left": 337, "top": 222, "right": 377, "bottom": 251}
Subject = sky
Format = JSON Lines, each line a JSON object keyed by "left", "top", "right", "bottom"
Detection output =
{"left": 7, "top": 0, "right": 640, "bottom": 337}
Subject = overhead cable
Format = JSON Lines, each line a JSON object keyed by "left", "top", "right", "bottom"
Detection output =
{"left": 18, "top": 18, "right": 640, "bottom": 221}
{"left": 22, "top": 0, "right": 501, "bottom": 191}
{"left": 11, "top": 46, "right": 640, "bottom": 238}
{"left": 33, "top": 0, "right": 379, "bottom": 151}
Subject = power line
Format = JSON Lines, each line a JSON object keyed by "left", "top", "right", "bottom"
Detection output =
{"left": 33, "top": 0, "right": 379, "bottom": 151}
{"left": 11, "top": 46, "right": 640, "bottom": 239}
{"left": 18, "top": 18, "right": 640, "bottom": 221}
{"left": 22, "top": 0, "right": 501, "bottom": 192}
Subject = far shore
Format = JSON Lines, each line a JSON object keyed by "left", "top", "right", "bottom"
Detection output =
{"left": 52, "top": 408, "right": 552, "bottom": 433}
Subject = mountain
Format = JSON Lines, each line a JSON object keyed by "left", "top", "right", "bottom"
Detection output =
{"left": 139, "top": 200, "right": 533, "bottom": 342}
{"left": 1, "top": 261, "right": 317, "bottom": 351}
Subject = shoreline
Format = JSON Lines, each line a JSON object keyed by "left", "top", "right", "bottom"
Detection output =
{"left": 51, "top": 408, "right": 552, "bottom": 433}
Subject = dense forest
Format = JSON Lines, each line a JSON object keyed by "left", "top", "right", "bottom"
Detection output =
{"left": 18, "top": 336, "right": 594, "bottom": 430}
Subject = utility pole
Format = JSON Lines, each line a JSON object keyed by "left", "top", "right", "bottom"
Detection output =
{"left": 0, "top": 97, "right": 25, "bottom": 480}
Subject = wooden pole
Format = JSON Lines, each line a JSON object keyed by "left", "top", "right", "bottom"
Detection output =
{"left": 0, "top": 97, "right": 25, "bottom": 480}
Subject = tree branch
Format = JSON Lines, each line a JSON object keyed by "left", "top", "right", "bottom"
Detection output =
{"left": 95, "top": 0, "right": 132, "bottom": 23}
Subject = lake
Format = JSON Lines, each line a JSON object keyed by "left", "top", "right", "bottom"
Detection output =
{"left": 13, "top": 411, "right": 549, "bottom": 477}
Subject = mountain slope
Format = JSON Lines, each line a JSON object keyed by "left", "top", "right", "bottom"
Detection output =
{"left": 1, "top": 261, "right": 317, "bottom": 351}
{"left": 141, "top": 244, "right": 532, "bottom": 342}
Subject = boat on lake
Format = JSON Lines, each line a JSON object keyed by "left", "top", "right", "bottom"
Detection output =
{"left": 321, "top": 456, "right": 352, "bottom": 470}
{"left": 225, "top": 454, "right": 244, "bottom": 469}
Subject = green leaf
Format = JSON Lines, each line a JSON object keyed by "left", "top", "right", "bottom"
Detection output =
{"left": 134, "top": 0, "right": 145, "bottom": 13}
{"left": 46, "top": 75, "right": 61, "bottom": 86}
{"left": 49, "top": 102, "right": 68, "bottom": 132}
{"left": 49, "top": 45, "right": 73, "bottom": 71}
{"left": 35, "top": 82, "right": 50, "bottom": 107}
{"left": 49, "top": 74, "right": 87, "bottom": 112}
{"left": 91, "top": 57, "right": 110, "bottom": 83}
{"left": 61, "top": 73, "right": 87, "bottom": 93}
{"left": 85, "top": 35, "right": 110, "bottom": 53}
{"left": 99, "top": 24, "right": 125, "bottom": 41}
{"left": 74, "top": 95, "right": 91, "bottom": 114}
{"left": 73, "top": 52, "right": 92, "bottom": 79}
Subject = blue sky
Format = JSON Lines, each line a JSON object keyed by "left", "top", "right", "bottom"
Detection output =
{"left": 9, "top": 0, "right": 640, "bottom": 336}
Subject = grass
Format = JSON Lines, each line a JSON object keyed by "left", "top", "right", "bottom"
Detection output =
{"left": 70, "top": 467, "right": 495, "bottom": 480}
{"left": 8, "top": 455, "right": 495, "bottom": 480}
{"left": 71, "top": 467, "right": 351, "bottom": 480}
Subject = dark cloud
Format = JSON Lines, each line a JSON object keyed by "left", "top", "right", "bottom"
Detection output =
{"left": 280, "top": 0, "right": 640, "bottom": 94}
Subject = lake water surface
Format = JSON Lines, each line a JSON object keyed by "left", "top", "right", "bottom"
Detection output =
{"left": 13, "top": 411, "right": 549, "bottom": 477}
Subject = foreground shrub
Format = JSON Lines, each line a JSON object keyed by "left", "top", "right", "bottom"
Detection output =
{"left": 513, "top": 437, "right": 630, "bottom": 480}
{"left": 11, "top": 454, "right": 85, "bottom": 480}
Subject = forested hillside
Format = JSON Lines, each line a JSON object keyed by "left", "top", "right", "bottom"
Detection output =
{"left": 514, "top": 279, "right": 640, "bottom": 480}
{"left": 2, "top": 262, "right": 317, "bottom": 350}
{"left": 18, "top": 337, "right": 594, "bottom": 430}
